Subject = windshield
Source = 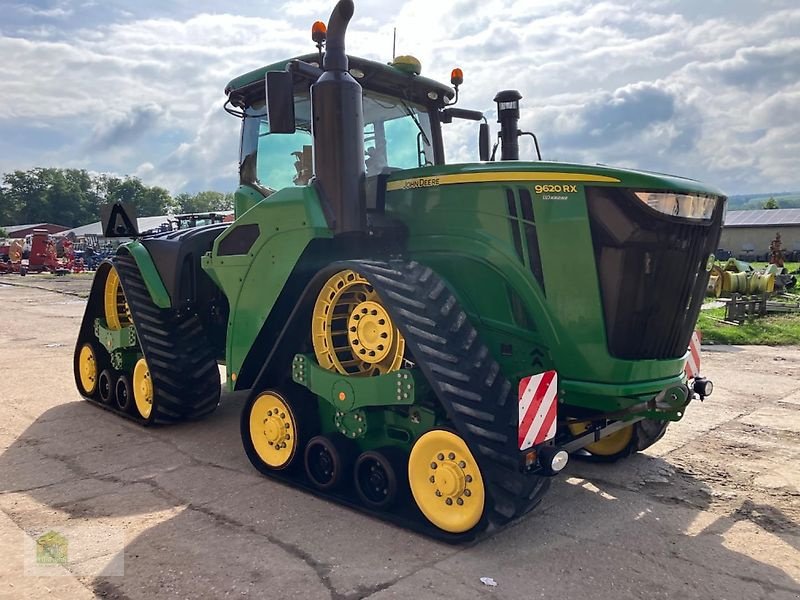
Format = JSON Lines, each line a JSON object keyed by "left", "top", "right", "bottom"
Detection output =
{"left": 240, "top": 91, "right": 434, "bottom": 191}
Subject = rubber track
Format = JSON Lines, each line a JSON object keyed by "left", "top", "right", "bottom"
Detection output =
{"left": 344, "top": 259, "right": 550, "bottom": 533}
{"left": 77, "top": 255, "right": 220, "bottom": 424}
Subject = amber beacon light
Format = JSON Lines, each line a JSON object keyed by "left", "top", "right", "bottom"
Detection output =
{"left": 312, "top": 20, "right": 327, "bottom": 43}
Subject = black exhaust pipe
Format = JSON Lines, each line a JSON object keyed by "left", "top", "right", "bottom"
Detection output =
{"left": 494, "top": 89, "right": 522, "bottom": 161}
{"left": 311, "top": 0, "right": 366, "bottom": 235}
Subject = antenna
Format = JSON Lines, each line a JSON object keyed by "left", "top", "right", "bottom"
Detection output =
{"left": 392, "top": 27, "right": 396, "bottom": 60}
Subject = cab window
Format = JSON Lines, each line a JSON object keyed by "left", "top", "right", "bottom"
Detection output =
{"left": 240, "top": 90, "right": 433, "bottom": 190}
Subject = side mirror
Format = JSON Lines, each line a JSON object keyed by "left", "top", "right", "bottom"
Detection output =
{"left": 479, "top": 123, "right": 490, "bottom": 161}
{"left": 441, "top": 107, "right": 484, "bottom": 123}
{"left": 265, "top": 71, "right": 296, "bottom": 134}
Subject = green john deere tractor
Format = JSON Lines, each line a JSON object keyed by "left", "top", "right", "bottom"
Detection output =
{"left": 74, "top": 0, "right": 723, "bottom": 539}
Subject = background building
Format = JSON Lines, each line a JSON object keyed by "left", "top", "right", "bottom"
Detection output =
{"left": 59, "top": 211, "right": 234, "bottom": 243}
{"left": 1, "top": 223, "right": 69, "bottom": 237}
{"left": 719, "top": 209, "right": 800, "bottom": 260}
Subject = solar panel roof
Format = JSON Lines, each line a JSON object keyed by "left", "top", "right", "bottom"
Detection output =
{"left": 724, "top": 209, "right": 800, "bottom": 227}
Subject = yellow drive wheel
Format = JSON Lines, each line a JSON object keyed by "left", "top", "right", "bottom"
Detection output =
{"left": 568, "top": 420, "right": 634, "bottom": 456}
{"left": 408, "top": 430, "right": 485, "bottom": 533}
{"left": 311, "top": 269, "right": 405, "bottom": 376}
{"left": 248, "top": 391, "right": 298, "bottom": 470}
{"left": 77, "top": 343, "right": 98, "bottom": 395}
{"left": 133, "top": 358, "right": 154, "bottom": 419}
{"left": 104, "top": 267, "right": 132, "bottom": 331}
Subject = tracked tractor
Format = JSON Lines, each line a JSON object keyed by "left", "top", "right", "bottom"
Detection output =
{"left": 74, "top": 0, "right": 723, "bottom": 539}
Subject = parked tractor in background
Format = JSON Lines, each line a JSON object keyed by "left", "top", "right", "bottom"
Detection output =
{"left": 74, "top": 0, "right": 723, "bottom": 539}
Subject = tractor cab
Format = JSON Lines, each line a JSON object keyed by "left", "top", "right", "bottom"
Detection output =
{"left": 226, "top": 54, "right": 486, "bottom": 215}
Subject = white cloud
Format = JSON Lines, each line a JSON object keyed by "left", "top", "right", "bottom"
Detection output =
{"left": 0, "top": 0, "right": 797, "bottom": 195}
{"left": 16, "top": 4, "right": 73, "bottom": 19}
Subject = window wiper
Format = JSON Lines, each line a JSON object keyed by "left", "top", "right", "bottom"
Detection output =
{"left": 400, "top": 101, "right": 431, "bottom": 148}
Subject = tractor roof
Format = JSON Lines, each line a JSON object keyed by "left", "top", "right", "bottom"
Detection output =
{"left": 225, "top": 53, "right": 455, "bottom": 109}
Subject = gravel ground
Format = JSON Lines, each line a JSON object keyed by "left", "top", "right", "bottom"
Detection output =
{"left": 0, "top": 274, "right": 798, "bottom": 600}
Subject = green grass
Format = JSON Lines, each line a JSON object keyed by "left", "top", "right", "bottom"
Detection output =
{"left": 744, "top": 261, "right": 800, "bottom": 273}
{"left": 698, "top": 259, "right": 800, "bottom": 344}
{"left": 698, "top": 305, "right": 800, "bottom": 345}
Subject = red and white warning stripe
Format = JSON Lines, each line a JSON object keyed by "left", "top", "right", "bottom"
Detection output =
{"left": 518, "top": 370, "right": 558, "bottom": 451}
{"left": 684, "top": 330, "right": 702, "bottom": 379}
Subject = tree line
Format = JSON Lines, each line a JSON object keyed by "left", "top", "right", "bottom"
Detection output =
{"left": 0, "top": 168, "right": 234, "bottom": 230}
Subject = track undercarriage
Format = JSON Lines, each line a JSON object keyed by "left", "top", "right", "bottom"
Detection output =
{"left": 74, "top": 254, "right": 221, "bottom": 425}
{"left": 74, "top": 254, "right": 559, "bottom": 538}
{"left": 238, "top": 259, "right": 554, "bottom": 540}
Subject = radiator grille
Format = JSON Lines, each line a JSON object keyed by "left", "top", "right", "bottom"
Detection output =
{"left": 586, "top": 187, "right": 724, "bottom": 360}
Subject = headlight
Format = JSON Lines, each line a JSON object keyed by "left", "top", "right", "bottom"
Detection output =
{"left": 634, "top": 191, "right": 718, "bottom": 220}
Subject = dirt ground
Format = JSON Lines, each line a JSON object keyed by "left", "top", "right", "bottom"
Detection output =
{"left": 1, "top": 274, "right": 798, "bottom": 600}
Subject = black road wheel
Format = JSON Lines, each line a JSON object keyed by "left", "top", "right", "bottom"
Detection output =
{"left": 98, "top": 369, "right": 115, "bottom": 404}
{"left": 115, "top": 374, "right": 133, "bottom": 412}
{"left": 304, "top": 435, "right": 355, "bottom": 491}
{"left": 635, "top": 419, "right": 670, "bottom": 452}
{"left": 354, "top": 447, "right": 405, "bottom": 509}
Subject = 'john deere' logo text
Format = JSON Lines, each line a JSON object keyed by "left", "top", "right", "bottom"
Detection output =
{"left": 402, "top": 177, "right": 440, "bottom": 189}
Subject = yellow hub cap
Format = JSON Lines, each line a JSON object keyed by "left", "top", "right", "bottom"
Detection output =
{"left": 133, "top": 358, "right": 154, "bottom": 419}
{"left": 408, "top": 430, "right": 485, "bottom": 533}
{"left": 78, "top": 344, "right": 98, "bottom": 394}
{"left": 568, "top": 420, "right": 634, "bottom": 456}
{"left": 103, "top": 267, "right": 132, "bottom": 331}
{"left": 249, "top": 392, "right": 297, "bottom": 469}
{"left": 312, "top": 270, "right": 405, "bottom": 376}
{"left": 347, "top": 300, "right": 394, "bottom": 364}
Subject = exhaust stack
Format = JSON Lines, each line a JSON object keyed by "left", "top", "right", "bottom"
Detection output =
{"left": 494, "top": 90, "right": 522, "bottom": 161}
{"left": 311, "top": 0, "right": 366, "bottom": 235}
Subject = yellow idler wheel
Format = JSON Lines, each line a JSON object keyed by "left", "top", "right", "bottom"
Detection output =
{"left": 133, "top": 358, "right": 154, "bottom": 419}
{"left": 77, "top": 343, "right": 98, "bottom": 395}
{"left": 104, "top": 267, "right": 132, "bottom": 331}
{"left": 408, "top": 430, "right": 485, "bottom": 533}
{"left": 568, "top": 420, "right": 634, "bottom": 456}
{"left": 311, "top": 269, "right": 405, "bottom": 376}
{"left": 248, "top": 391, "right": 298, "bottom": 470}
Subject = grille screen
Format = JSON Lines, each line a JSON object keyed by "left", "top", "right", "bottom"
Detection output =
{"left": 586, "top": 187, "right": 724, "bottom": 360}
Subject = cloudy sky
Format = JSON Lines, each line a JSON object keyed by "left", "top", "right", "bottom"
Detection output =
{"left": 0, "top": 0, "right": 798, "bottom": 195}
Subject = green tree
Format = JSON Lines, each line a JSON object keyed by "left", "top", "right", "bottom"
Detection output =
{"left": 762, "top": 196, "right": 779, "bottom": 209}
{"left": 0, "top": 167, "right": 187, "bottom": 224}
{"left": 0, "top": 227, "right": 8, "bottom": 237}
{"left": 174, "top": 192, "right": 194, "bottom": 213}
{"left": 0, "top": 187, "right": 12, "bottom": 225}
{"left": 42, "top": 169, "right": 94, "bottom": 228}
{"left": 104, "top": 176, "right": 175, "bottom": 217}
{"left": 138, "top": 185, "right": 175, "bottom": 216}
{"left": 1, "top": 168, "right": 109, "bottom": 227}
{"left": 175, "top": 191, "right": 233, "bottom": 214}
{"left": 2, "top": 168, "right": 60, "bottom": 225}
